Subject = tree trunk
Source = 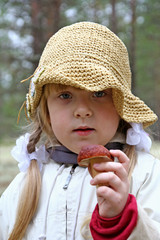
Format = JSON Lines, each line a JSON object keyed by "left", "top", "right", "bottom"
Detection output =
{"left": 110, "top": 0, "right": 117, "bottom": 34}
{"left": 45, "top": 0, "right": 61, "bottom": 39}
{"left": 93, "top": 0, "right": 99, "bottom": 23}
{"left": 30, "top": 0, "right": 61, "bottom": 68}
{"left": 30, "top": 0, "right": 44, "bottom": 68}
{"left": 130, "top": 0, "right": 136, "bottom": 92}
{"left": 154, "top": 59, "right": 160, "bottom": 140}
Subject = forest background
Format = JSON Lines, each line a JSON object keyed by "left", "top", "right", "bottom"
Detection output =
{"left": 0, "top": 0, "right": 160, "bottom": 194}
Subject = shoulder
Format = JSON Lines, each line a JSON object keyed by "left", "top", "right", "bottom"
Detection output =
{"left": 0, "top": 160, "right": 59, "bottom": 223}
{"left": 0, "top": 172, "right": 26, "bottom": 230}
{"left": 130, "top": 151, "right": 160, "bottom": 196}
{"left": 135, "top": 151, "right": 160, "bottom": 174}
{"left": 0, "top": 160, "right": 57, "bottom": 206}
{"left": 1, "top": 172, "right": 26, "bottom": 200}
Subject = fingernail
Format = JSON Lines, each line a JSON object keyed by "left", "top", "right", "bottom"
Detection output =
{"left": 109, "top": 150, "right": 116, "bottom": 153}
{"left": 90, "top": 179, "right": 95, "bottom": 185}
{"left": 93, "top": 163, "right": 100, "bottom": 168}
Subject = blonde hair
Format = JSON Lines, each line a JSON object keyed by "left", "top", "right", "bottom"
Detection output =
{"left": 9, "top": 83, "right": 137, "bottom": 240}
{"left": 8, "top": 127, "right": 42, "bottom": 240}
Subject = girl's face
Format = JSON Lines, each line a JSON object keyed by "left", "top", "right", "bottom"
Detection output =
{"left": 47, "top": 85, "right": 120, "bottom": 154}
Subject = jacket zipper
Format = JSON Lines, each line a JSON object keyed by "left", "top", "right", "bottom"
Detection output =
{"left": 63, "top": 164, "right": 77, "bottom": 189}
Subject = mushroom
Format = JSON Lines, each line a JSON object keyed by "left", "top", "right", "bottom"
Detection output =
{"left": 77, "top": 145, "right": 113, "bottom": 177}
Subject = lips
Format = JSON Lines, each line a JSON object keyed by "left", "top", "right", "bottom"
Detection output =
{"left": 73, "top": 126, "right": 95, "bottom": 136}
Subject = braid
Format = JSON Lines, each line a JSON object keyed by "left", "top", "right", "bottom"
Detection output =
{"left": 27, "top": 125, "right": 42, "bottom": 153}
{"left": 9, "top": 126, "right": 42, "bottom": 240}
{"left": 9, "top": 84, "right": 55, "bottom": 239}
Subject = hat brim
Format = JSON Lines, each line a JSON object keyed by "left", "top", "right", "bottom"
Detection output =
{"left": 29, "top": 63, "right": 157, "bottom": 128}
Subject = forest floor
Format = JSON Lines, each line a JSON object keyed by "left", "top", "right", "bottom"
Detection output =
{"left": 0, "top": 142, "right": 160, "bottom": 196}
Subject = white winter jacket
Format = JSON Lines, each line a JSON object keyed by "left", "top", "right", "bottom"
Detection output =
{"left": 0, "top": 151, "right": 160, "bottom": 240}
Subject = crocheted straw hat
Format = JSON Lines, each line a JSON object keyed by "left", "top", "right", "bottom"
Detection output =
{"left": 26, "top": 21, "right": 157, "bottom": 128}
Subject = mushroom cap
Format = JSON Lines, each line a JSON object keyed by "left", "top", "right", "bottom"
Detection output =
{"left": 77, "top": 144, "right": 113, "bottom": 167}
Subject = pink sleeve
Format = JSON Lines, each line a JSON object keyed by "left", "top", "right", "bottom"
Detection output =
{"left": 90, "top": 194, "right": 138, "bottom": 240}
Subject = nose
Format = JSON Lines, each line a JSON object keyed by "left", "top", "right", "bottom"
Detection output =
{"left": 74, "top": 101, "right": 92, "bottom": 119}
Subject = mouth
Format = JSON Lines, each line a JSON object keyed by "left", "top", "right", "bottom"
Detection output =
{"left": 73, "top": 127, "right": 95, "bottom": 136}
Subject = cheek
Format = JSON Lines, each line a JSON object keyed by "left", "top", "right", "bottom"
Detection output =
{"left": 98, "top": 104, "right": 120, "bottom": 131}
{"left": 49, "top": 108, "right": 68, "bottom": 134}
{"left": 49, "top": 116, "right": 63, "bottom": 141}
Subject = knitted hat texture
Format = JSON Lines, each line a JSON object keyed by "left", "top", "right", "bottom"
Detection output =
{"left": 26, "top": 21, "right": 157, "bottom": 127}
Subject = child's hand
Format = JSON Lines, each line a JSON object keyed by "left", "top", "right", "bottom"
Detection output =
{"left": 90, "top": 150, "right": 130, "bottom": 218}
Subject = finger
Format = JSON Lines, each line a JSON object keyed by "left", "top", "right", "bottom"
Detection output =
{"left": 109, "top": 150, "right": 130, "bottom": 172}
{"left": 96, "top": 184, "right": 115, "bottom": 200}
{"left": 92, "top": 161, "right": 128, "bottom": 181}
{"left": 90, "top": 171, "right": 122, "bottom": 191}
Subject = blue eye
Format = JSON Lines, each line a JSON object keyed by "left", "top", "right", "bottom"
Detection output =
{"left": 59, "top": 93, "right": 72, "bottom": 99}
{"left": 93, "top": 91, "right": 105, "bottom": 98}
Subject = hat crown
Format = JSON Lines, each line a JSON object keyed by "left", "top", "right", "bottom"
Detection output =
{"left": 39, "top": 22, "right": 131, "bottom": 89}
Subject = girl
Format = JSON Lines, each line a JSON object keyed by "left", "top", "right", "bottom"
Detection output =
{"left": 0, "top": 22, "right": 160, "bottom": 240}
